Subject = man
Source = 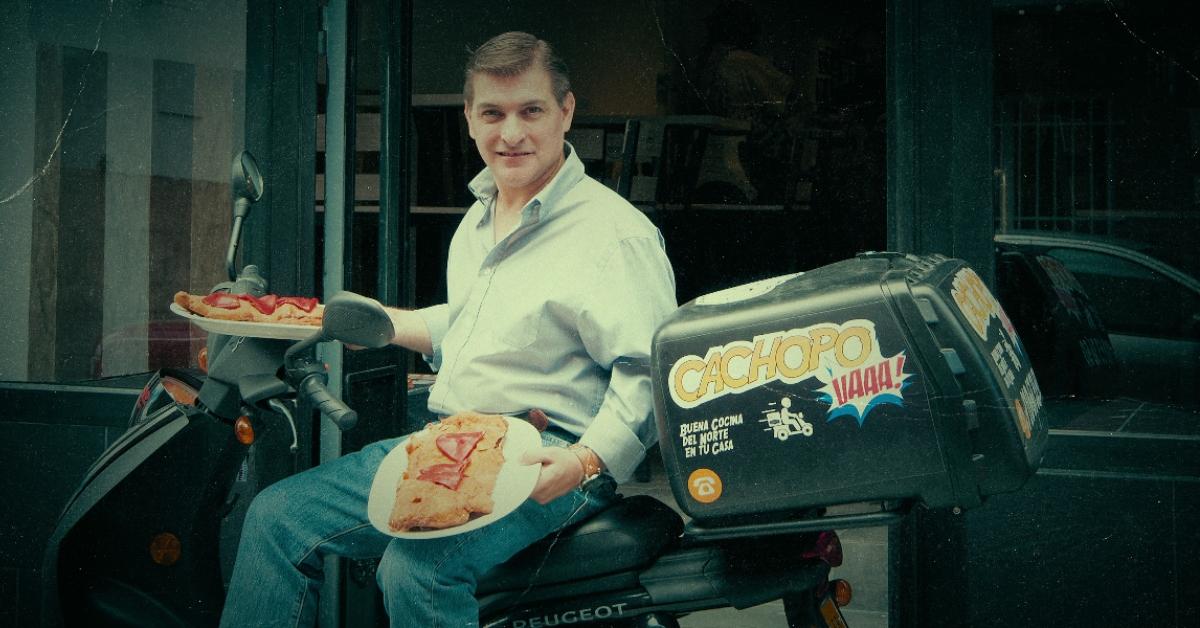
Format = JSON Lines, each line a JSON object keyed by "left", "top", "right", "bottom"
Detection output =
{"left": 220, "top": 31, "right": 676, "bottom": 627}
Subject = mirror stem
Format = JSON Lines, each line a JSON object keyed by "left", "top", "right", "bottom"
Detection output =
{"left": 225, "top": 214, "right": 245, "bottom": 282}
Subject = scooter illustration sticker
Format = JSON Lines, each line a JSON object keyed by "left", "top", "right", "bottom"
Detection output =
{"left": 760, "top": 397, "right": 813, "bottom": 441}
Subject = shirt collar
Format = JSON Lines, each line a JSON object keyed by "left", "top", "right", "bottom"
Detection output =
{"left": 468, "top": 141, "right": 585, "bottom": 228}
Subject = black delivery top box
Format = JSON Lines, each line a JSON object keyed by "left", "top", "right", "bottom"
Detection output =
{"left": 651, "top": 253, "right": 1049, "bottom": 524}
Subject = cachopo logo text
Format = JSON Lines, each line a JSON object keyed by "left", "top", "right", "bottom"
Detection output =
{"left": 668, "top": 320, "right": 878, "bottom": 409}
{"left": 950, "top": 267, "right": 1017, "bottom": 343}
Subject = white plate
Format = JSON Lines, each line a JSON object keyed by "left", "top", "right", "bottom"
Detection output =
{"left": 169, "top": 302, "right": 321, "bottom": 340}
{"left": 367, "top": 417, "right": 542, "bottom": 539}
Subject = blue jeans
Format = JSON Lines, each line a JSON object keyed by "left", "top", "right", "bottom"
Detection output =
{"left": 219, "top": 431, "right": 614, "bottom": 628}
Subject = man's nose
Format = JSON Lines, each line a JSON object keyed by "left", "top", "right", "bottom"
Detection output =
{"left": 500, "top": 116, "right": 525, "bottom": 144}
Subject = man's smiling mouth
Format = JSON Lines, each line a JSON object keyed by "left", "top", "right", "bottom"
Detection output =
{"left": 498, "top": 150, "right": 532, "bottom": 157}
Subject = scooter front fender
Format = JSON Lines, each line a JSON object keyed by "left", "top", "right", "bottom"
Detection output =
{"left": 43, "top": 404, "right": 244, "bottom": 627}
{"left": 42, "top": 406, "right": 192, "bottom": 626}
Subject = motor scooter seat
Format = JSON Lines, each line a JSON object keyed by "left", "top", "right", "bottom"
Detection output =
{"left": 477, "top": 495, "right": 682, "bottom": 595}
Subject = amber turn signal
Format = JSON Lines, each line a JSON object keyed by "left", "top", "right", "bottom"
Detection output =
{"left": 161, "top": 378, "right": 198, "bottom": 407}
{"left": 832, "top": 579, "right": 853, "bottom": 607}
{"left": 234, "top": 416, "right": 255, "bottom": 445}
{"left": 149, "top": 532, "right": 181, "bottom": 566}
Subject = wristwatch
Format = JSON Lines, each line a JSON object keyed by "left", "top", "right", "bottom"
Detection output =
{"left": 566, "top": 443, "right": 603, "bottom": 489}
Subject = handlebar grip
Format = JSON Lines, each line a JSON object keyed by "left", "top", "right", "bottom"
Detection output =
{"left": 300, "top": 375, "right": 358, "bottom": 430}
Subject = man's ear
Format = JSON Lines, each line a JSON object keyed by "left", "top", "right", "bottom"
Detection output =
{"left": 561, "top": 91, "right": 576, "bottom": 133}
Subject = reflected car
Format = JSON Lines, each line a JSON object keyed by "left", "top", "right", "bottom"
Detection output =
{"left": 91, "top": 320, "right": 207, "bottom": 379}
{"left": 995, "top": 231, "right": 1200, "bottom": 407}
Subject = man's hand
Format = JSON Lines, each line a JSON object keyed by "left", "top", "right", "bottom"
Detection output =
{"left": 382, "top": 306, "right": 434, "bottom": 356}
{"left": 521, "top": 446, "right": 584, "bottom": 504}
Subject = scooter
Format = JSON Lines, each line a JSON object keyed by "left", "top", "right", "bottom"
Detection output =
{"left": 43, "top": 303, "right": 849, "bottom": 627}
{"left": 41, "top": 151, "right": 364, "bottom": 627}
{"left": 45, "top": 153, "right": 1048, "bottom": 627}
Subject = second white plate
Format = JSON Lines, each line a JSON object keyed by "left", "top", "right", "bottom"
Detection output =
{"left": 169, "top": 302, "right": 320, "bottom": 340}
{"left": 366, "top": 417, "right": 542, "bottom": 539}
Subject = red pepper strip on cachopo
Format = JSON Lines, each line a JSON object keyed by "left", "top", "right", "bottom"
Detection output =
{"left": 417, "top": 461, "right": 468, "bottom": 490}
{"left": 436, "top": 432, "right": 485, "bottom": 462}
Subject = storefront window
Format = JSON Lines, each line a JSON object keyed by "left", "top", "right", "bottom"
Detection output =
{"left": 993, "top": 3, "right": 1200, "bottom": 274}
{"left": 991, "top": 3, "right": 1200, "bottom": 407}
{"left": 0, "top": 0, "right": 246, "bottom": 382}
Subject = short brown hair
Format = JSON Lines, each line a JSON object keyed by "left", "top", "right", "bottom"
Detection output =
{"left": 463, "top": 31, "right": 571, "bottom": 105}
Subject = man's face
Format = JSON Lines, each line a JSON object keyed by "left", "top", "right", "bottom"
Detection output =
{"left": 464, "top": 67, "right": 575, "bottom": 202}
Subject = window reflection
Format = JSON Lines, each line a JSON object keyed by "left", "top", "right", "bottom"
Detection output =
{"left": 1049, "top": 247, "right": 1198, "bottom": 339}
{"left": 992, "top": 3, "right": 1200, "bottom": 398}
{"left": 993, "top": 4, "right": 1200, "bottom": 274}
{"left": 0, "top": 0, "right": 246, "bottom": 382}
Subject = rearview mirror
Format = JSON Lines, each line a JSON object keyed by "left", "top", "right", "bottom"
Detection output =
{"left": 322, "top": 292, "right": 395, "bottom": 349}
{"left": 226, "top": 150, "right": 265, "bottom": 281}
{"left": 232, "top": 150, "right": 264, "bottom": 211}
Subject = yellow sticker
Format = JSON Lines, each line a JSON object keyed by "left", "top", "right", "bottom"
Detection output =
{"left": 687, "top": 468, "right": 723, "bottom": 504}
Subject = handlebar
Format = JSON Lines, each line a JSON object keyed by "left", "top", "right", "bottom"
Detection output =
{"left": 299, "top": 374, "right": 358, "bottom": 430}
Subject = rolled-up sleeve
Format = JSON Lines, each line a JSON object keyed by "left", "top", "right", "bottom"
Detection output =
{"left": 576, "top": 235, "right": 677, "bottom": 482}
{"left": 415, "top": 303, "right": 450, "bottom": 371}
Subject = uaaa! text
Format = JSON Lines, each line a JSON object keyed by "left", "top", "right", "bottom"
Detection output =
{"left": 678, "top": 414, "right": 743, "bottom": 458}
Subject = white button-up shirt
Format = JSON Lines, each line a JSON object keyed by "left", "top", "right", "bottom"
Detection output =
{"left": 415, "top": 144, "right": 677, "bottom": 482}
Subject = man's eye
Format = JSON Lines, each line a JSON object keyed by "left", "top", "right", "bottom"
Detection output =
{"left": 524, "top": 107, "right": 543, "bottom": 116}
{"left": 482, "top": 110, "right": 501, "bottom": 119}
